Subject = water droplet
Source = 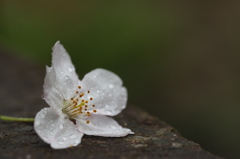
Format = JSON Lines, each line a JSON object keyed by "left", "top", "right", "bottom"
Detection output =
{"left": 40, "top": 113, "right": 45, "bottom": 119}
{"left": 58, "top": 141, "right": 64, "bottom": 145}
{"left": 69, "top": 134, "right": 76, "bottom": 139}
{"left": 74, "top": 140, "right": 79, "bottom": 144}
{"left": 63, "top": 137, "right": 67, "bottom": 141}
{"left": 108, "top": 84, "right": 114, "bottom": 89}
{"left": 106, "top": 111, "right": 112, "bottom": 115}
{"left": 68, "top": 66, "right": 73, "bottom": 72}
{"left": 65, "top": 76, "right": 69, "bottom": 80}
{"left": 110, "top": 126, "right": 117, "bottom": 129}
{"left": 59, "top": 124, "right": 63, "bottom": 129}
{"left": 108, "top": 93, "right": 112, "bottom": 97}
{"left": 35, "top": 121, "right": 40, "bottom": 126}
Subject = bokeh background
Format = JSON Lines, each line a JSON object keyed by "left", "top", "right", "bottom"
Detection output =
{"left": 1, "top": 1, "right": 240, "bottom": 158}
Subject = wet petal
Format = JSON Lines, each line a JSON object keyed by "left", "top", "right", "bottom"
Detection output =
{"left": 52, "top": 41, "right": 79, "bottom": 99}
{"left": 81, "top": 68, "right": 127, "bottom": 116}
{"left": 76, "top": 114, "right": 133, "bottom": 137}
{"left": 43, "top": 66, "right": 64, "bottom": 114}
{"left": 34, "top": 108, "right": 83, "bottom": 149}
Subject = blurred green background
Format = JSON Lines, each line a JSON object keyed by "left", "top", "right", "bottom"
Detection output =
{"left": 1, "top": 1, "right": 240, "bottom": 158}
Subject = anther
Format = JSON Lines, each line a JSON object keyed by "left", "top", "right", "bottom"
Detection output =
{"left": 71, "top": 98, "right": 73, "bottom": 100}
{"left": 82, "top": 99, "right": 85, "bottom": 102}
{"left": 92, "top": 105, "right": 95, "bottom": 107}
{"left": 85, "top": 100, "right": 88, "bottom": 103}
{"left": 85, "top": 105, "right": 88, "bottom": 107}
{"left": 86, "top": 120, "right": 90, "bottom": 124}
{"left": 93, "top": 110, "right": 97, "bottom": 113}
{"left": 88, "top": 90, "right": 90, "bottom": 93}
{"left": 78, "top": 86, "right": 81, "bottom": 89}
{"left": 76, "top": 91, "right": 79, "bottom": 94}
{"left": 79, "top": 93, "right": 84, "bottom": 97}
{"left": 90, "top": 97, "right": 93, "bottom": 100}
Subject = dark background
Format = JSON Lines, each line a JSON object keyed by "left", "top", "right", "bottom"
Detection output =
{"left": 1, "top": 1, "right": 240, "bottom": 158}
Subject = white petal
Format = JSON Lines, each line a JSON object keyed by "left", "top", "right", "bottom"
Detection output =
{"left": 34, "top": 108, "right": 83, "bottom": 149}
{"left": 43, "top": 66, "right": 64, "bottom": 114}
{"left": 76, "top": 114, "right": 133, "bottom": 137}
{"left": 81, "top": 68, "right": 127, "bottom": 116}
{"left": 52, "top": 41, "right": 79, "bottom": 99}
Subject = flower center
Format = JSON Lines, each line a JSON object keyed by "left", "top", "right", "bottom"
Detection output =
{"left": 62, "top": 86, "right": 97, "bottom": 124}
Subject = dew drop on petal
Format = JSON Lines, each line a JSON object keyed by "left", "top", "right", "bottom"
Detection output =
{"left": 58, "top": 141, "right": 64, "bottom": 145}
{"left": 35, "top": 121, "right": 40, "bottom": 126}
{"left": 74, "top": 140, "right": 79, "bottom": 144}
{"left": 111, "top": 126, "right": 117, "bottom": 129}
{"left": 59, "top": 124, "right": 63, "bottom": 129}
{"left": 106, "top": 111, "right": 112, "bottom": 115}
{"left": 40, "top": 113, "right": 45, "bottom": 119}
{"left": 69, "top": 134, "right": 76, "bottom": 139}
{"left": 68, "top": 66, "right": 73, "bottom": 72}
{"left": 108, "top": 84, "right": 114, "bottom": 89}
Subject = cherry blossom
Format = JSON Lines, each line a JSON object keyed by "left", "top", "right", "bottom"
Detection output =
{"left": 34, "top": 41, "right": 133, "bottom": 149}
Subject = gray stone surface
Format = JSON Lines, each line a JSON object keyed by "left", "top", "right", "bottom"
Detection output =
{"left": 0, "top": 50, "right": 223, "bottom": 159}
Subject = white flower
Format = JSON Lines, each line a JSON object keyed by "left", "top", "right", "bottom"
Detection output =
{"left": 34, "top": 41, "right": 133, "bottom": 149}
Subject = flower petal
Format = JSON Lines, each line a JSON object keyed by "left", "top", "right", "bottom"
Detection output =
{"left": 52, "top": 41, "right": 79, "bottom": 99}
{"left": 76, "top": 114, "right": 133, "bottom": 137}
{"left": 81, "top": 68, "right": 127, "bottom": 116}
{"left": 34, "top": 108, "right": 83, "bottom": 149}
{"left": 43, "top": 66, "right": 64, "bottom": 114}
